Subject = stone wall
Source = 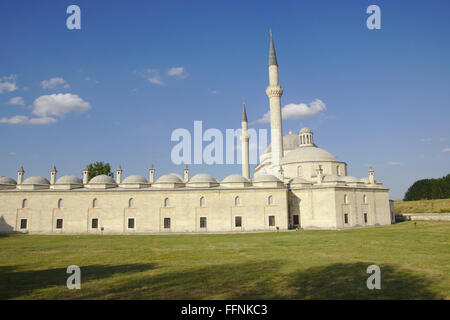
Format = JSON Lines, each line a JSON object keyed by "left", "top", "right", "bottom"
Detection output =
{"left": 0, "top": 187, "right": 288, "bottom": 234}
{"left": 396, "top": 213, "right": 450, "bottom": 222}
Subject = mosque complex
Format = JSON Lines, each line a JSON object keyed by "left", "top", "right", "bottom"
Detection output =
{"left": 0, "top": 31, "right": 394, "bottom": 234}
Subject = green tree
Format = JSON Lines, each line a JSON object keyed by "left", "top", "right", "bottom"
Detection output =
{"left": 87, "top": 162, "right": 113, "bottom": 181}
{"left": 404, "top": 174, "right": 450, "bottom": 201}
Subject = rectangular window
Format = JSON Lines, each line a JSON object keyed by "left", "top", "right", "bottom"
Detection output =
{"left": 20, "top": 219, "right": 27, "bottom": 230}
{"left": 128, "top": 218, "right": 135, "bottom": 229}
{"left": 56, "top": 219, "right": 63, "bottom": 229}
{"left": 164, "top": 217, "right": 171, "bottom": 229}
{"left": 344, "top": 213, "right": 349, "bottom": 224}
{"left": 364, "top": 213, "right": 368, "bottom": 223}
{"left": 235, "top": 216, "right": 242, "bottom": 227}
{"left": 91, "top": 218, "right": 98, "bottom": 229}
{"left": 269, "top": 215, "right": 275, "bottom": 226}
{"left": 200, "top": 217, "right": 207, "bottom": 228}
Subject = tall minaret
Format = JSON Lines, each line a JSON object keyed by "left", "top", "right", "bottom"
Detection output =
{"left": 265, "top": 29, "right": 284, "bottom": 169}
{"left": 241, "top": 99, "right": 250, "bottom": 179}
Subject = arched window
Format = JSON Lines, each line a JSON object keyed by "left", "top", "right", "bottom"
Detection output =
{"left": 93, "top": 198, "right": 98, "bottom": 208}
{"left": 200, "top": 196, "right": 205, "bottom": 207}
{"left": 129, "top": 198, "right": 135, "bottom": 208}
{"left": 268, "top": 195, "right": 274, "bottom": 205}
{"left": 235, "top": 196, "right": 241, "bottom": 206}
{"left": 164, "top": 198, "right": 169, "bottom": 207}
{"left": 363, "top": 195, "right": 367, "bottom": 204}
{"left": 337, "top": 165, "right": 341, "bottom": 176}
{"left": 58, "top": 199, "right": 63, "bottom": 209}
{"left": 297, "top": 166, "right": 303, "bottom": 177}
{"left": 22, "top": 199, "right": 28, "bottom": 208}
{"left": 344, "top": 194, "right": 348, "bottom": 204}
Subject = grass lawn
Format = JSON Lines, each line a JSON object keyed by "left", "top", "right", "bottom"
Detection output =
{"left": 394, "top": 198, "right": 450, "bottom": 213}
{"left": 0, "top": 221, "right": 449, "bottom": 300}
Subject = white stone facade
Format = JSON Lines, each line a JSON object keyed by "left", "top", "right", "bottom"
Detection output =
{"left": 0, "top": 30, "right": 392, "bottom": 234}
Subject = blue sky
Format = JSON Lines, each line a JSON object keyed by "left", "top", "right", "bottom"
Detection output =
{"left": 0, "top": 0, "right": 449, "bottom": 199}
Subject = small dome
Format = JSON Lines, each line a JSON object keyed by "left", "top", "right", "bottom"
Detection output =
{"left": 56, "top": 175, "right": 82, "bottom": 185}
{"left": 281, "top": 146, "right": 336, "bottom": 164}
{"left": 189, "top": 173, "right": 218, "bottom": 183}
{"left": 323, "top": 174, "right": 343, "bottom": 182}
{"left": 23, "top": 176, "right": 50, "bottom": 185}
{"left": 222, "top": 174, "right": 249, "bottom": 183}
{"left": 300, "top": 127, "right": 312, "bottom": 134}
{"left": 340, "top": 176, "right": 359, "bottom": 183}
{"left": 0, "top": 176, "right": 16, "bottom": 185}
{"left": 89, "top": 174, "right": 116, "bottom": 185}
{"left": 288, "top": 177, "right": 312, "bottom": 184}
{"left": 122, "top": 175, "right": 148, "bottom": 184}
{"left": 253, "top": 174, "right": 280, "bottom": 183}
{"left": 169, "top": 173, "right": 183, "bottom": 181}
{"left": 156, "top": 173, "right": 183, "bottom": 184}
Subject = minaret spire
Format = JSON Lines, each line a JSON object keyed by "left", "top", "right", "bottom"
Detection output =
{"left": 269, "top": 28, "right": 278, "bottom": 66}
{"left": 265, "top": 29, "right": 284, "bottom": 174}
{"left": 242, "top": 99, "right": 248, "bottom": 122}
{"left": 241, "top": 99, "right": 250, "bottom": 179}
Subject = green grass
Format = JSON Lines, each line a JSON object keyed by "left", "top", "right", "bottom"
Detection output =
{"left": 0, "top": 221, "right": 449, "bottom": 300}
{"left": 394, "top": 198, "right": 450, "bottom": 213}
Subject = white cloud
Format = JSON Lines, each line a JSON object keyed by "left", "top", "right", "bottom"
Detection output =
{"left": 440, "top": 137, "right": 448, "bottom": 142}
{"left": 0, "top": 75, "right": 18, "bottom": 93}
{"left": 420, "top": 138, "right": 432, "bottom": 142}
{"left": 134, "top": 69, "right": 164, "bottom": 85}
{"left": 387, "top": 161, "right": 402, "bottom": 166}
{"left": 31, "top": 93, "right": 91, "bottom": 118}
{"left": 41, "top": 77, "right": 70, "bottom": 89}
{"left": 442, "top": 148, "right": 450, "bottom": 153}
{"left": 0, "top": 115, "right": 57, "bottom": 125}
{"left": 255, "top": 99, "right": 326, "bottom": 124}
{"left": 0, "top": 82, "right": 17, "bottom": 93}
{"left": 9, "top": 152, "right": 16, "bottom": 156}
{"left": 0, "top": 93, "right": 91, "bottom": 126}
{"left": 168, "top": 67, "right": 187, "bottom": 79}
{"left": 8, "top": 96, "right": 24, "bottom": 105}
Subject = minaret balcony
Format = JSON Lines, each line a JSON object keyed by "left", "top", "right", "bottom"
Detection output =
{"left": 266, "top": 85, "right": 283, "bottom": 97}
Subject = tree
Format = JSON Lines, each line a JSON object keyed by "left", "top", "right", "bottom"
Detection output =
{"left": 87, "top": 162, "right": 113, "bottom": 181}
{"left": 404, "top": 174, "right": 450, "bottom": 201}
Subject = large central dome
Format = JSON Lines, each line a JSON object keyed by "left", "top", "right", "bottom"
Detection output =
{"left": 254, "top": 128, "right": 341, "bottom": 177}
{"left": 281, "top": 145, "right": 336, "bottom": 164}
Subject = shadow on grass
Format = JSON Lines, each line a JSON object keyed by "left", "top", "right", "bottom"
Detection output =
{"left": 0, "top": 263, "right": 157, "bottom": 299}
{"left": 75, "top": 261, "right": 441, "bottom": 300}
{"left": 280, "top": 262, "right": 441, "bottom": 300}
